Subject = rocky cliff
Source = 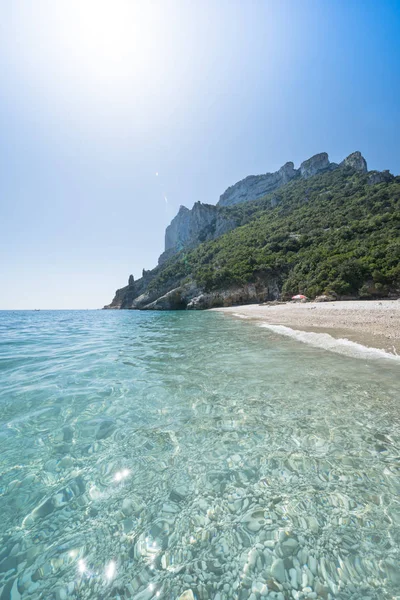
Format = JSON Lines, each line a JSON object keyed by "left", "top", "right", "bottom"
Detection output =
{"left": 105, "top": 274, "right": 281, "bottom": 311}
{"left": 218, "top": 152, "right": 340, "bottom": 207}
{"left": 161, "top": 151, "right": 367, "bottom": 259}
{"left": 104, "top": 150, "right": 399, "bottom": 311}
{"left": 299, "top": 152, "right": 334, "bottom": 179}
{"left": 160, "top": 202, "right": 238, "bottom": 263}
{"left": 340, "top": 151, "right": 368, "bottom": 173}
{"left": 218, "top": 161, "right": 298, "bottom": 207}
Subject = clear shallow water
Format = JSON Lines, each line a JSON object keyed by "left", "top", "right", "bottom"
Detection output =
{"left": 0, "top": 310, "right": 399, "bottom": 600}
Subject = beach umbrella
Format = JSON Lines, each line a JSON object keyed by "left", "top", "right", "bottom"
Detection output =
{"left": 292, "top": 294, "right": 307, "bottom": 300}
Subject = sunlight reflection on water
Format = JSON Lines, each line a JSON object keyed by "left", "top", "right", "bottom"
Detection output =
{"left": 0, "top": 310, "right": 399, "bottom": 599}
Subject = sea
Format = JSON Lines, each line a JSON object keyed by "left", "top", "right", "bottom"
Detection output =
{"left": 0, "top": 309, "right": 399, "bottom": 600}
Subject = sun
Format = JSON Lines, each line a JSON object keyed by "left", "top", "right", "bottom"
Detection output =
{"left": 64, "top": 1, "right": 160, "bottom": 80}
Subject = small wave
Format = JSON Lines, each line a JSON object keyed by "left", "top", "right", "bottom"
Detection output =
{"left": 259, "top": 323, "right": 400, "bottom": 362}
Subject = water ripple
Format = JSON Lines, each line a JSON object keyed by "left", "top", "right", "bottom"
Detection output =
{"left": 0, "top": 310, "right": 399, "bottom": 599}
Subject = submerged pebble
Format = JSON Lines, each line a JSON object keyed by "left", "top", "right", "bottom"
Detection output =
{"left": 0, "top": 310, "right": 399, "bottom": 599}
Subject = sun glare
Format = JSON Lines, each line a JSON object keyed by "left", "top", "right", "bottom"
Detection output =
{"left": 5, "top": 0, "right": 173, "bottom": 133}
{"left": 64, "top": 1, "right": 160, "bottom": 80}
{"left": 11, "top": 0, "right": 166, "bottom": 97}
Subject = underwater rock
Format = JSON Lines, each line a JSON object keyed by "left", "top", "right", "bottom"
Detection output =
{"left": 270, "top": 558, "right": 286, "bottom": 583}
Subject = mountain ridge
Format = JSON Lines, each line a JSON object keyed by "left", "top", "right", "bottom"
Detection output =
{"left": 161, "top": 151, "right": 368, "bottom": 261}
{"left": 105, "top": 152, "right": 399, "bottom": 310}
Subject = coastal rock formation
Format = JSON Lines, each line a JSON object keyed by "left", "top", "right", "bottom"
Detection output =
{"left": 105, "top": 274, "right": 281, "bottom": 311}
{"left": 219, "top": 151, "right": 341, "bottom": 208}
{"left": 367, "top": 170, "right": 394, "bottom": 185}
{"left": 104, "top": 149, "right": 397, "bottom": 312}
{"left": 163, "top": 201, "right": 239, "bottom": 257}
{"left": 187, "top": 278, "right": 281, "bottom": 310}
{"left": 165, "top": 203, "right": 217, "bottom": 252}
{"left": 105, "top": 286, "right": 132, "bottom": 309}
{"left": 104, "top": 270, "right": 160, "bottom": 309}
{"left": 340, "top": 150, "right": 368, "bottom": 173}
{"left": 162, "top": 151, "right": 367, "bottom": 259}
{"left": 299, "top": 152, "right": 332, "bottom": 179}
{"left": 141, "top": 287, "right": 189, "bottom": 310}
{"left": 218, "top": 161, "right": 298, "bottom": 207}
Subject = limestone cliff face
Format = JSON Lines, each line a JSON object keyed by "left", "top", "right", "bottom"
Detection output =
{"left": 104, "top": 274, "right": 151, "bottom": 309}
{"left": 340, "top": 151, "right": 368, "bottom": 173}
{"left": 161, "top": 151, "right": 365, "bottom": 259}
{"left": 137, "top": 275, "right": 281, "bottom": 311}
{"left": 165, "top": 202, "right": 218, "bottom": 252}
{"left": 367, "top": 170, "right": 394, "bottom": 185}
{"left": 186, "top": 277, "right": 281, "bottom": 309}
{"left": 105, "top": 149, "right": 377, "bottom": 311}
{"left": 299, "top": 152, "right": 333, "bottom": 179}
{"left": 162, "top": 201, "right": 239, "bottom": 259}
{"left": 218, "top": 161, "right": 298, "bottom": 207}
{"left": 217, "top": 152, "right": 342, "bottom": 206}
{"left": 104, "top": 270, "right": 181, "bottom": 310}
{"left": 106, "top": 272, "right": 282, "bottom": 311}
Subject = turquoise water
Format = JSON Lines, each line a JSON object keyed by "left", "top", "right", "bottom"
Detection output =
{"left": 0, "top": 310, "right": 399, "bottom": 600}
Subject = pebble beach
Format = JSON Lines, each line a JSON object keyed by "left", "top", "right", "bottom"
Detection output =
{"left": 213, "top": 300, "right": 400, "bottom": 355}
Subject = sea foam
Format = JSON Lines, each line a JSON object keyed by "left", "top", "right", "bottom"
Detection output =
{"left": 259, "top": 323, "right": 400, "bottom": 362}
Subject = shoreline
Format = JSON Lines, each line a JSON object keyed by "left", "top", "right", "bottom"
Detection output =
{"left": 212, "top": 300, "right": 400, "bottom": 357}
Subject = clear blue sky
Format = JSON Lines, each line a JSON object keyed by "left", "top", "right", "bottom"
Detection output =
{"left": 1, "top": 0, "right": 399, "bottom": 309}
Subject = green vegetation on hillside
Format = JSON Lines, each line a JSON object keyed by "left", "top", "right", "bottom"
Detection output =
{"left": 149, "top": 167, "right": 400, "bottom": 299}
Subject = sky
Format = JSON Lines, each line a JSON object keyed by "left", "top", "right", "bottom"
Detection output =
{"left": 1, "top": 0, "right": 400, "bottom": 309}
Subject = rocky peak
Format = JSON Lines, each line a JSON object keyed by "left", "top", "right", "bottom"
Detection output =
{"left": 279, "top": 162, "right": 297, "bottom": 183}
{"left": 178, "top": 205, "right": 190, "bottom": 215}
{"left": 340, "top": 151, "right": 368, "bottom": 173}
{"left": 299, "top": 153, "right": 331, "bottom": 179}
{"left": 162, "top": 150, "right": 371, "bottom": 259}
{"left": 165, "top": 202, "right": 218, "bottom": 253}
{"left": 164, "top": 205, "right": 191, "bottom": 252}
{"left": 218, "top": 153, "right": 339, "bottom": 206}
{"left": 218, "top": 162, "right": 299, "bottom": 208}
{"left": 367, "top": 170, "right": 394, "bottom": 185}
